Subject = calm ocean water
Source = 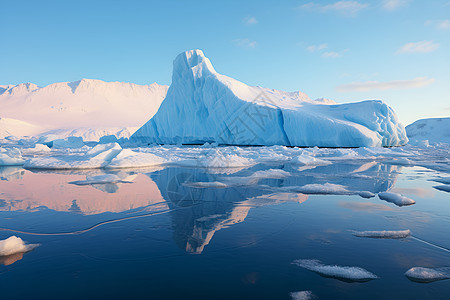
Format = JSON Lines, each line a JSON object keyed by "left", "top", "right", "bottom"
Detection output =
{"left": 0, "top": 161, "right": 449, "bottom": 299}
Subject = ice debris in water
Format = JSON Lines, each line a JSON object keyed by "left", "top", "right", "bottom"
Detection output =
{"left": 290, "top": 291, "right": 316, "bottom": 300}
{"left": 352, "top": 229, "right": 411, "bottom": 239}
{"left": 405, "top": 267, "right": 450, "bottom": 283}
{"left": 378, "top": 192, "right": 415, "bottom": 206}
{"left": 187, "top": 181, "right": 228, "bottom": 188}
{"left": 0, "top": 236, "right": 39, "bottom": 256}
{"left": 106, "top": 149, "right": 166, "bottom": 169}
{"left": 291, "top": 183, "right": 351, "bottom": 195}
{"left": 292, "top": 259, "right": 378, "bottom": 282}
{"left": 433, "top": 185, "right": 450, "bottom": 193}
{"left": 0, "top": 147, "right": 25, "bottom": 166}
{"left": 358, "top": 191, "right": 376, "bottom": 198}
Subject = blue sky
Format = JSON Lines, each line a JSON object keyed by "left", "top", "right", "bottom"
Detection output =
{"left": 1, "top": 0, "right": 449, "bottom": 124}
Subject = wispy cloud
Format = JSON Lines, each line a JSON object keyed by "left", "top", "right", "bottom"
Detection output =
{"left": 322, "top": 51, "right": 341, "bottom": 58}
{"left": 337, "top": 77, "right": 435, "bottom": 92}
{"left": 233, "top": 38, "right": 257, "bottom": 49}
{"left": 299, "top": 1, "right": 368, "bottom": 16}
{"left": 438, "top": 20, "right": 450, "bottom": 30}
{"left": 381, "top": 0, "right": 409, "bottom": 11}
{"left": 396, "top": 41, "right": 439, "bottom": 54}
{"left": 306, "top": 43, "right": 328, "bottom": 52}
{"left": 243, "top": 16, "right": 258, "bottom": 25}
{"left": 425, "top": 19, "right": 450, "bottom": 30}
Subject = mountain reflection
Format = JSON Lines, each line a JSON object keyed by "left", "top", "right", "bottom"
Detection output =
{"left": 0, "top": 161, "right": 400, "bottom": 254}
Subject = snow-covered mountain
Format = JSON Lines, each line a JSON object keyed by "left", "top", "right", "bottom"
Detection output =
{"left": 0, "top": 79, "right": 168, "bottom": 140}
{"left": 406, "top": 117, "right": 450, "bottom": 145}
{"left": 0, "top": 117, "right": 42, "bottom": 138}
{"left": 132, "top": 50, "right": 408, "bottom": 147}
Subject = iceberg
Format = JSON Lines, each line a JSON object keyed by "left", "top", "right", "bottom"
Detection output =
{"left": 131, "top": 50, "right": 408, "bottom": 147}
{"left": 0, "top": 236, "right": 39, "bottom": 256}
{"left": 406, "top": 117, "right": 450, "bottom": 145}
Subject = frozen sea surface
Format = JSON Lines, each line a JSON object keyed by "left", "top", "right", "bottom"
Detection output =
{"left": 0, "top": 141, "right": 449, "bottom": 299}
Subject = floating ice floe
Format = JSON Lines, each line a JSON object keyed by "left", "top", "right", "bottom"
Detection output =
{"left": 106, "top": 149, "right": 166, "bottom": 169}
{"left": 290, "top": 183, "right": 352, "bottom": 195}
{"left": 0, "top": 152, "right": 25, "bottom": 166}
{"left": 0, "top": 147, "right": 25, "bottom": 166}
{"left": 352, "top": 229, "right": 411, "bottom": 239}
{"left": 69, "top": 174, "right": 132, "bottom": 185}
{"left": 24, "top": 143, "right": 122, "bottom": 169}
{"left": 405, "top": 267, "right": 450, "bottom": 283}
{"left": 187, "top": 181, "right": 228, "bottom": 188}
{"left": 0, "top": 236, "right": 39, "bottom": 256}
{"left": 433, "top": 185, "right": 450, "bottom": 193}
{"left": 378, "top": 192, "right": 416, "bottom": 206}
{"left": 357, "top": 191, "right": 376, "bottom": 198}
{"left": 292, "top": 259, "right": 378, "bottom": 282}
{"left": 290, "top": 291, "right": 316, "bottom": 300}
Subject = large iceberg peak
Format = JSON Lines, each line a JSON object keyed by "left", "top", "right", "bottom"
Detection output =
{"left": 132, "top": 50, "right": 408, "bottom": 147}
{"left": 173, "top": 49, "right": 216, "bottom": 80}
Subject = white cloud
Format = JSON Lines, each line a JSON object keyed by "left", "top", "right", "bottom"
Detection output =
{"left": 396, "top": 40, "right": 439, "bottom": 54}
{"left": 438, "top": 20, "right": 450, "bottom": 30}
{"left": 243, "top": 16, "right": 258, "bottom": 25}
{"left": 381, "top": 0, "right": 409, "bottom": 11}
{"left": 299, "top": 1, "right": 368, "bottom": 16}
{"left": 307, "top": 43, "right": 328, "bottom": 52}
{"left": 322, "top": 51, "right": 341, "bottom": 58}
{"left": 337, "top": 77, "right": 435, "bottom": 92}
{"left": 233, "top": 38, "right": 257, "bottom": 49}
{"left": 425, "top": 20, "right": 450, "bottom": 30}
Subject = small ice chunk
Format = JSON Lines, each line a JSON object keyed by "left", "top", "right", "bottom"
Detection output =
{"left": 0, "top": 236, "right": 39, "bottom": 256}
{"left": 290, "top": 291, "right": 316, "bottom": 300}
{"left": 292, "top": 183, "right": 351, "bottom": 195}
{"left": 378, "top": 192, "right": 415, "bottom": 206}
{"left": 69, "top": 174, "right": 131, "bottom": 185}
{"left": 405, "top": 267, "right": 450, "bottom": 283}
{"left": 30, "top": 144, "right": 51, "bottom": 152}
{"left": 352, "top": 229, "right": 410, "bottom": 239}
{"left": 291, "top": 155, "right": 331, "bottom": 166}
{"left": 0, "top": 152, "right": 25, "bottom": 166}
{"left": 358, "top": 191, "right": 375, "bottom": 198}
{"left": 51, "top": 136, "right": 85, "bottom": 148}
{"left": 106, "top": 149, "right": 165, "bottom": 168}
{"left": 292, "top": 259, "right": 378, "bottom": 282}
{"left": 433, "top": 185, "right": 450, "bottom": 193}
{"left": 188, "top": 181, "right": 228, "bottom": 188}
